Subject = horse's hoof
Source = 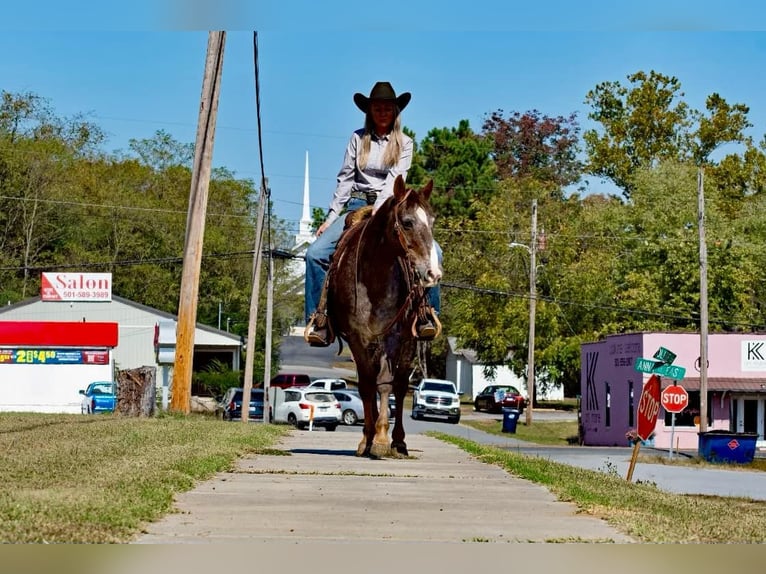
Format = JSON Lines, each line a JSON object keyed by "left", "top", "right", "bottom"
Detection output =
{"left": 370, "top": 442, "right": 391, "bottom": 459}
{"left": 391, "top": 441, "right": 408, "bottom": 457}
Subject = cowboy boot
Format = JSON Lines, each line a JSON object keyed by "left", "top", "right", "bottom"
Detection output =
{"left": 305, "top": 277, "right": 335, "bottom": 347}
{"left": 305, "top": 311, "right": 333, "bottom": 347}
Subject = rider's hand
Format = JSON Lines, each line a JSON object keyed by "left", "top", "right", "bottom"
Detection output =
{"left": 316, "top": 220, "right": 330, "bottom": 237}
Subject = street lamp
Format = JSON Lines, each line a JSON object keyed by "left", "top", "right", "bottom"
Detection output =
{"left": 509, "top": 199, "right": 538, "bottom": 426}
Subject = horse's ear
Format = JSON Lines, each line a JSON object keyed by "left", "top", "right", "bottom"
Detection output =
{"left": 420, "top": 179, "right": 434, "bottom": 201}
{"left": 393, "top": 174, "right": 406, "bottom": 201}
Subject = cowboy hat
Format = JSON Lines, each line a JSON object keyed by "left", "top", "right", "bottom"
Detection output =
{"left": 353, "top": 82, "right": 411, "bottom": 113}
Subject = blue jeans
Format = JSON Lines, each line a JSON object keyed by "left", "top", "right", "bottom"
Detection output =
{"left": 304, "top": 198, "right": 442, "bottom": 322}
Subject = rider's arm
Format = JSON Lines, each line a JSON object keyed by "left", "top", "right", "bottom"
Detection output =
{"left": 326, "top": 131, "right": 361, "bottom": 225}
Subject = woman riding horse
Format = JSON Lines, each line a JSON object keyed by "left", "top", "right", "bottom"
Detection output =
{"left": 304, "top": 81, "right": 440, "bottom": 347}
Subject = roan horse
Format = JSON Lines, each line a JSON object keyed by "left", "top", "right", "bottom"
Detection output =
{"left": 325, "top": 175, "right": 441, "bottom": 458}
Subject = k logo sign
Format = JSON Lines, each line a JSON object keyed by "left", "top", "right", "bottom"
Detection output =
{"left": 742, "top": 341, "right": 766, "bottom": 371}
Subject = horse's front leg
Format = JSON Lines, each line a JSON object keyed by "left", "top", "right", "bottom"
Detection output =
{"left": 390, "top": 386, "right": 408, "bottom": 456}
{"left": 370, "top": 382, "right": 392, "bottom": 459}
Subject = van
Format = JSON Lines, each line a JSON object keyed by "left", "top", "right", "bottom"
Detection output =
{"left": 269, "top": 373, "right": 311, "bottom": 389}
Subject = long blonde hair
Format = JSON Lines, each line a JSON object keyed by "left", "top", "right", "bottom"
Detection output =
{"left": 358, "top": 111, "right": 403, "bottom": 170}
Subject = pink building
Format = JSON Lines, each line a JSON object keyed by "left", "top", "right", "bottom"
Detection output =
{"left": 580, "top": 333, "right": 766, "bottom": 450}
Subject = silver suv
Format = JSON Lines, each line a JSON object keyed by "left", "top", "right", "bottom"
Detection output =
{"left": 411, "top": 378, "right": 461, "bottom": 424}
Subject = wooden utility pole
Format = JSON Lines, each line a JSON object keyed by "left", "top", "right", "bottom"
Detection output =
{"left": 526, "top": 199, "right": 537, "bottom": 427}
{"left": 172, "top": 31, "right": 226, "bottom": 414}
{"left": 263, "top": 249, "right": 275, "bottom": 421}
{"left": 241, "top": 179, "right": 268, "bottom": 422}
{"left": 698, "top": 167, "right": 709, "bottom": 432}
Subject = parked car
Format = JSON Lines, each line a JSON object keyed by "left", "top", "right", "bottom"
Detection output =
{"left": 473, "top": 385, "right": 526, "bottom": 414}
{"left": 79, "top": 381, "right": 118, "bottom": 414}
{"left": 270, "top": 373, "right": 311, "bottom": 389}
{"left": 273, "top": 387, "right": 341, "bottom": 430}
{"left": 308, "top": 378, "right": 349, "bottom": 391}
{"left": 411, "top": 378, "right": 461, "bottom": 424}
{"left": 333, "top": 389, "right": 364, "bottom": 425}
{"left": 216, "top": 387, "right": 265, "bottom": 421}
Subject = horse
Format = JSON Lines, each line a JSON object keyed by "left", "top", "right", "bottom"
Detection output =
{"left": 326, "top": 175, "right": 441, "bottom": 459}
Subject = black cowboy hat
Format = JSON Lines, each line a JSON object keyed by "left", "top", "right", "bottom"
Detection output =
{"left": 353, "top": 82, "right": 411, "bottom": 113}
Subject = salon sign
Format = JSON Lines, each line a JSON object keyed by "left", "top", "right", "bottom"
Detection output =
{"left": 41, "top": 272, "right": 112, "bottom": 302}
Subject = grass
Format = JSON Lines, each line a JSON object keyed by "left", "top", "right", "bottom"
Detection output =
{"left": 461, "top": 415, "right": 580, "bottom": 445}
{"left": 432, "top": 432, "right": 766, "bottom": 543}
{"left": 0, "top": 412, "right": 289, "bottom": 543}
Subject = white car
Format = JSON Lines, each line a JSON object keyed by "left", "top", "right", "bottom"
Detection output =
{"left": 308, "top": 378, "right": 349, "bottom": 391}
{"left": 411, "top": 378, "right": 461, "bottom": 424}
{"left": 273, "top": 387, "right": 341, "bottom": 431}
{"left": 333, "top": 389, "right": 365, "bottom": 425}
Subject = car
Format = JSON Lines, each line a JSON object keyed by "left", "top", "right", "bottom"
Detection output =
{"left": 333, "top": 389, "right": 396, "bottom": 425}
{"left": 79, "top": 381, "right": 118, "bottom": 414}
{"left": 308, "top": 378, "right": 349, "bottom": 391}
{"left": 411, "top": 378, "right": 461, "bottom": 424}
{"left": 269, "top": 373, "right": 311, "bottom": 389}
{"left": 273, "top": 387, "right": 341, "bottom": 431}
{"left": 216, "top": 387, "right": 265, "bottom": 421}
{"left": 333, "top": 389, "right": 364, "bottom": 425}
{"left": 473, "top": 385, "right": 526, "bottom": 414}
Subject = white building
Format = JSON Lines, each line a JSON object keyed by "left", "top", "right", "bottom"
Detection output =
{"left": 446, "top": 337, "right": 563, "bottom": 401}
{"left": 0, "top": 295, "right": 242, "bottom": 413}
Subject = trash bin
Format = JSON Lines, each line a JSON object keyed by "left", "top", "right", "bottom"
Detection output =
{"left": 502, "top": 407, "right": 520, "bottom": 433}
{"left": 698, "top": 431, "right": 758, "bottom": 464}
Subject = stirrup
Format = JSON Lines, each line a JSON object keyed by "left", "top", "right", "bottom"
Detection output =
{"left": 304, "top": 312, "right": 335, "bottom": 347}
{"left": 411, "top": 306, "right": 441, "bottom": 341}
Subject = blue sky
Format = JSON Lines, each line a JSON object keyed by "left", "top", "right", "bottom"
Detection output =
{"left": 3, "top": 3, "right": 766, "bottom": 234}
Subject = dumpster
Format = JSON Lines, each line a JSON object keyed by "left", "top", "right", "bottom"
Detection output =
{"left": 502, "top": 407, "right": 520, "bottom": 433}
{"left": 698, "top": 431, "right": 758, "bottom": 464}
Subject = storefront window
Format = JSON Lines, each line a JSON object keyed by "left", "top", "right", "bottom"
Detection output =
{"left": 663, "top": 391, "right": 712, "bottom": 427}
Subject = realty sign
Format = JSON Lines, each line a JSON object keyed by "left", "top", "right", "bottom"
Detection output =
{"left": 41, "top": 272, "right": 112, "bottom": 302}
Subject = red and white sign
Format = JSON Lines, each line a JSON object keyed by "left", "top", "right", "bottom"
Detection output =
{"left": 661, "top": 384, "right": 689, "bottom": 413}
{"left": 637, "top": 374, "right": 661, "bottom": 441}
{"left": 41, "top": 272, "right": 112, "bottom": 302}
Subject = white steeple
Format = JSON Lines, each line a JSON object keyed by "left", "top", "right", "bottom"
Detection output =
{"left": 296, "top": 150, "right": 315, "bottom": 246}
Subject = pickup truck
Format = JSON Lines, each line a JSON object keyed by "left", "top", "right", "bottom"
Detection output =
{"left": 307, "top": 378, "right": 349, "bottom": 391}
{"left": 411, "top": 378, "right": 461, "bottom": 424}
{"left": 79, "top": 381, "right": 118, "bottom": 414}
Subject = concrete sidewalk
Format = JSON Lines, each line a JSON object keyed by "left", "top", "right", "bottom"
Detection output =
{"left": 135, "top": 430, "right": 632, "bottom": 544}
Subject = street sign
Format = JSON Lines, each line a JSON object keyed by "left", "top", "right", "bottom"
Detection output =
{"left": 661, "top": 385, "right": 689, "bottom": 413}
{"left": 634, "top": 358, "right": 686, "bottom": 380}
{"left": 637, "top": 374, "right": 661, "bottom": 441}
{"left": 653, "top": 346, "right": 676, "bottom": 365}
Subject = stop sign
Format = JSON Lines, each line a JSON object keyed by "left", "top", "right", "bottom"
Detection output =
{"left": 661, "top": 384, "right": 689, "bottom": 413}
{"left": 637, "top": 374, "right": 661, "bottom": 441}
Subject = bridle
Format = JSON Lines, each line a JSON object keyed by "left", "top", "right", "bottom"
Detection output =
{"left": 361, "top": 189, "right": 432, "bottom": 338}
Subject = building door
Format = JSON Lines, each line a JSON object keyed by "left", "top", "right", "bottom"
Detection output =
{"left": 735, "top": 397, "right": 765, "bottom": 441}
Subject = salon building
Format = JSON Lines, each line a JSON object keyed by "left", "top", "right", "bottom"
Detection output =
{"left": 580, "top": 332, "right": 766, "bottom": 450}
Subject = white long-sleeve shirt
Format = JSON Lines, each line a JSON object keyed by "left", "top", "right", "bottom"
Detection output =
{"left": 325, "top": 128, "right": 413, "bottom": 224}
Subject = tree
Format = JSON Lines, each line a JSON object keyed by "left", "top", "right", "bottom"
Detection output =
{"left": 415, "top": 119, "right": 497, "bottom": 219}
{"left": 482, "top": 109, "right": 582, "bottom": 192}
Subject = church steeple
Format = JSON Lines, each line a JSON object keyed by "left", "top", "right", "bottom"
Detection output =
{"left": 296, "top": 150, "right": 315, "bottom": 246}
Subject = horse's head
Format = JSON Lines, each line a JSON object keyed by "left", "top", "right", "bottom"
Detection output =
{"left": 390, "top": 175, "right": 442, "bottom": 288}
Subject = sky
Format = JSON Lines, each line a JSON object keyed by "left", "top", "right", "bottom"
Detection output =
{"left": 2, "top": 2, "right": 766, "bottom": 237}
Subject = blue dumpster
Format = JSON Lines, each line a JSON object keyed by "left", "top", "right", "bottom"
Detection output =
{"left": 502, "top": 408, "right": 520, "bottom": 433}
{"left": 698, "top": 431, "right": 758, "bottom": 464}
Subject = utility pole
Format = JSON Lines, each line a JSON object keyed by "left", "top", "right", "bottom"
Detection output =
{"left": 241, "top": 178, "right": 268, "bottom": 423}
{"left": 698, "top": 167, "right": 709, "bottom": 432}
{"left": 526, "top": 199, "right": 537, "bottom": 427}
{"left": 263, "top": 249, "right": 274, "bottom": 422}
{"left": 172, "top": 31, "right": 226, "bottom": 414}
